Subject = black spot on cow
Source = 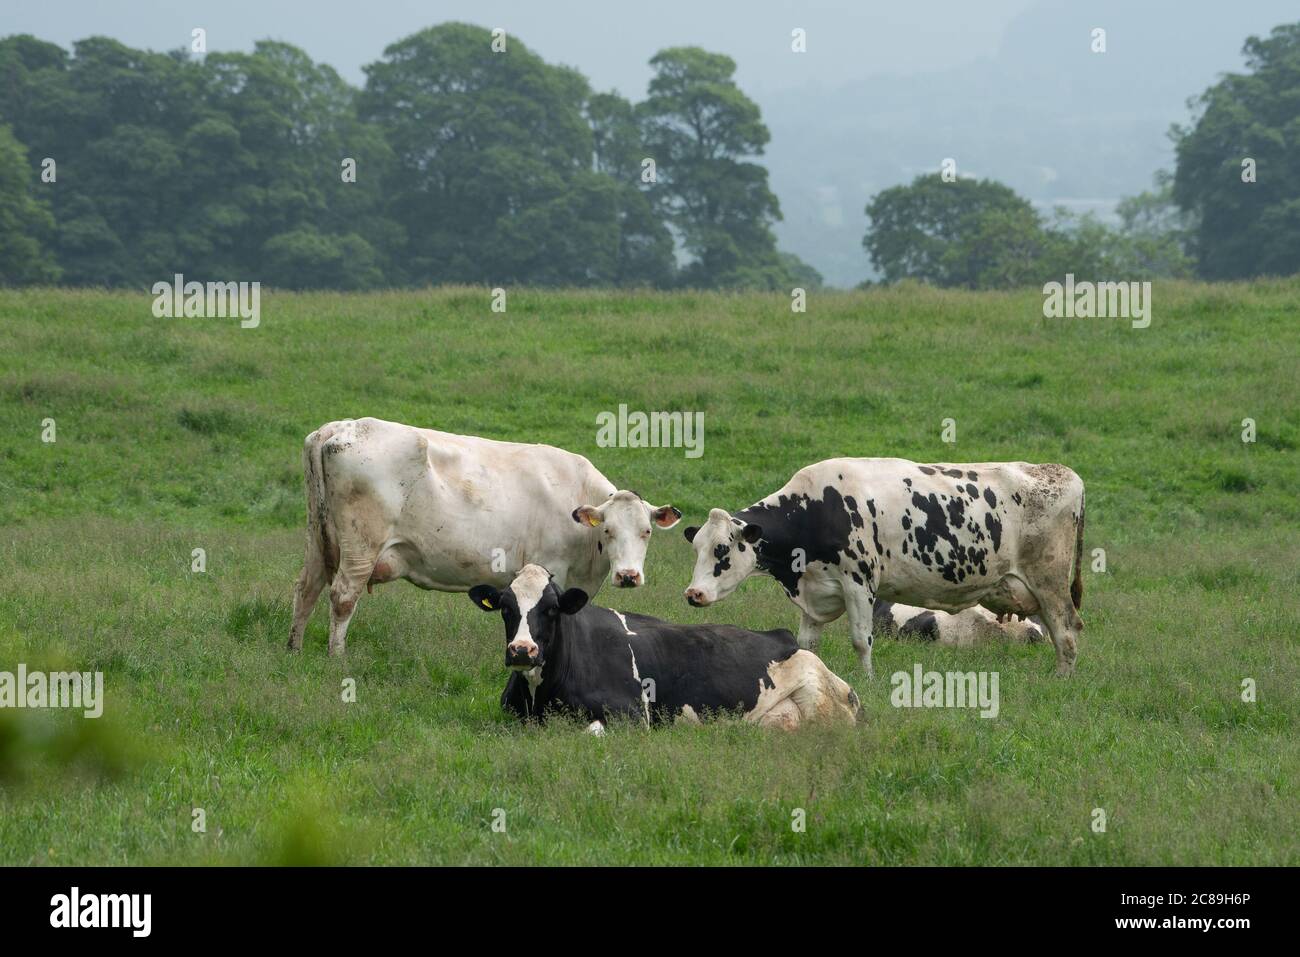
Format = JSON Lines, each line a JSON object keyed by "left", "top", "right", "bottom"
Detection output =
{"left": 983, "top": 488, "right": 997, "bottom": 509}
{"left": 901, "top": 512, "right": 912, "bottom": 530}
{"left": 966, "top": 471, "right": 978, "bottom": 481}
{"left": 898, "top": 610, "right": 939, "bottom": 641}
{"left": 844, "top": 496, "right": 865, "bottom": 529}
{"left": 903, "top": 478, "right": 912, "bottom": 487}
{"left": 965, "top": 483, "right": 978, "bottom": 499}
{"left": 910, "top": 491, "right": 957, "bottom": 561}
{"left": 872, "top": 600, "right": 896, "bottom": 630}
{"left": 737, "top": 485, "right": 858, "bottom": 599}
{"left": 908, "top": 489, "right": 990, "bottom": 583}
{"left": 918, "top": 466, "right": 936, "bottom": 475}
{"left": 984, "top": 511, "right": 1002, "bottom": 551}
{"left": 1012, "top": 492, "right": 1023, "bottom": 506}
{"left": 712, "top": 543, "right": 732, "bottom": 577}
{"left": 596, "top": 541, "right": 603, "bottom": 554}
{"left": 866, "top": 499, "right": 877, "bottom": 518}
{"left": 945, "top": 495, "right": 965, "bottom": 530}
{"left": 942, "top": 468, "right": 963, "bottom": 479}
{"left": 871, "top": 521, "right": 884, "bottom": 556}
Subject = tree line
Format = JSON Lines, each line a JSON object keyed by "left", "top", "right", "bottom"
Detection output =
{"left": 2, "top": 20, "right": 1297, "bottom": 290}
{"left": 0, "top": 23, "right": 818, "bottom": 290}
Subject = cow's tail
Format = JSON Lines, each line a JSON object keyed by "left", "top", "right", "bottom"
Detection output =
{"left": 1070, "top": 487, "right": 1085, "bottom": 611}
{"left": 303, "top": 428, "right": 337, "bottom": 580}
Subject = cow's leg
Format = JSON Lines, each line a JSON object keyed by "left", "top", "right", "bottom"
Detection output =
{"left": 843, "top": 588, "right": 877, "bottom": 678}
{"left": 796, "top": 611, "right": 825, "bottom": 651}
{"left": 327, "top": 574, "right": 365, "bottom": 657}
{"left": 1025, "top": 587, "right": 1082, "bottom": 676}
{"left": 288, "top": 551, "right": 329, "bottom": 651}
{"left": 755, "top": 698, "right": 801, "bottom": 730}
{"left": 326, "top": 547, "right": 377, "bottom": 656}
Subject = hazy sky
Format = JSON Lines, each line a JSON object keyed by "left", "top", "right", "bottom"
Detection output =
{"left": 1, "top": 0, "right": 1038, "bottom": 98}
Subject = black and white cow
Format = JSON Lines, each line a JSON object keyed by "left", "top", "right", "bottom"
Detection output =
{"left": 683, "top": 458, "right": 1085, "bottom": 676}
{"left": 873, "top": 601, "right": 1045, "bottom": 647}
{"left": 470, "top": 565, "right": 860, "bottom": 732}
{"left": 289, "top": 417, "right": 680, "bottom": 655}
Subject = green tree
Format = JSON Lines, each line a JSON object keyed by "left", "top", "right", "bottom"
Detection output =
{"left": 1110, "top": 176, "right": 1196, "bottom": 278}
{"left": 586, "top": 91, "right": 675, "bottom": 286}
{"left": 0, "top": 123, "right": 60, "bottom": 284}
{"left": 198, "top": 41, "right": 395, "bottom": 286}
{"left": 361, "top": 23, "right": 636, "bottom": 286}
{"left": 0, "top": 36, "right": 205, "bottom": 285}
{"left": 1172, "top": 22, "right": 1300, "bottom": 279}
{"left": 639, "top": 47, "right": 787, "bottom": 288}
{"left": 861, "top": 173, "right": 1190, "bottom": 289}
{"left": 863, "top": 174, "right": 1042, "bottom": 287}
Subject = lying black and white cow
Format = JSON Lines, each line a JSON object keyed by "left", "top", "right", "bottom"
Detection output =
{"left": 874, "top": 601, "right": 1044, "bottom": 647}
{"left": 289, "top": 417, "right": 680, "bottom": 655}
{"left": 471, "top": 565, "right": 860, "bottom": 732}
{"left": 684, "top": 458, "right": 1085, "bottom": 676}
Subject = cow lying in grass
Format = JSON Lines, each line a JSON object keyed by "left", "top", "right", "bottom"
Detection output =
{"left": 470, "top": 565, "right": 860, "bottom": 732}
{"left": 873, "top": 601, "right": 1045, "bottom": 646}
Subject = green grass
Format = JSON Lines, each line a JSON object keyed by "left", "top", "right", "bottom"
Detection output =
{"left": 0, "top": 282, "right": 1297, "bottom": 865}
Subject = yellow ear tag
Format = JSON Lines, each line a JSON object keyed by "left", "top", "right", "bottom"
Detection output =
{"left": 586, "top": 515, "right": 600, "bottom": 527}
{"left": 480, "top": 599, "right": 494, "bottom": 609}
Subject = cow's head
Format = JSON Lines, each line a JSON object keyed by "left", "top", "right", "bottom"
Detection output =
{"left": 571, "top": 490, "right": 681, "bottom": 588}
{"left": 470, "top": 564, "right": 588, "bottom": 670}
{"left": 682, "top": 508, "right": 761, "bottom": 607}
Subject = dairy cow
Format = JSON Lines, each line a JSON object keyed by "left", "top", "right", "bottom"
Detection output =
{"left": 472, "top": 565, "right": 860, "bottom": 732}
{"left": 288, "top": 417, "right": 680, "bottom": 655}
{"left": 684, "top": 458, "right": 1085, "bottom": 676}
{"left": 873, "top": 601, "right": 1045, "bottom": 647}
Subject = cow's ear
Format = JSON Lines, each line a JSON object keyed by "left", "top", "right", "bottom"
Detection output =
{"left": 572, "top": 505, "right": 603, "bottom": 527}
{"left": 557, "top": 588, "right": 588, "bottom": 615}
{"left": 741, "top": 523, "right": 762, "bottom": 544}
{"left": 651, "top": 504, "right": 682, "bottom": 529}
{"left": 468, "top": 585, "right": 501, "bottom": 611}
{"left": 683, "top": 525, "right": 699, "bottom": 543}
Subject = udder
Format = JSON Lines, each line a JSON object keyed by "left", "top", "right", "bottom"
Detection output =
{"left": 978, "top": 575, "right": 1040, "bottom": 618}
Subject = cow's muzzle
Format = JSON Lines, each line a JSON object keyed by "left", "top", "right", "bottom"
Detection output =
{"left": 684, "top": 587, "right": 711, "bottom": 607}
{"left": 506, "top": 644, "right": 540, "bottom": 669}
{"left": 614, "top": 569, "right": 642, "bottom": 588}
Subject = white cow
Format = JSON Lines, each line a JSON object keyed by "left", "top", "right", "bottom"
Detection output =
{"left": 288, "top": 417, "right": 680, "bottom": 655}
{"left": 684, "top": 458, "right": 1085, "bottom": 676}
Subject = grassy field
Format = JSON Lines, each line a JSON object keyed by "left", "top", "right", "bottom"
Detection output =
{"left": 0, "top": 282, "right": 1297, "bottom": 865}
